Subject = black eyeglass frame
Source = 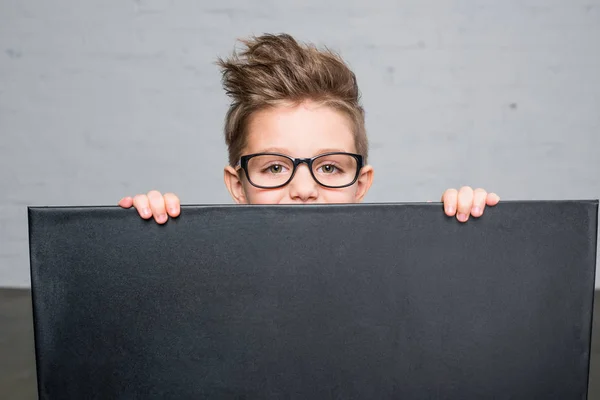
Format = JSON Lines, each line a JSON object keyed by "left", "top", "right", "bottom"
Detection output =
{"left": 237, "top": 152, "right": 364, "bottom": 189}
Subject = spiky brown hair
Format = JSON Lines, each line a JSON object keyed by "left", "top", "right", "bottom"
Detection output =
{"left": 217, "top": 33, "right": 368, "bottom": 166}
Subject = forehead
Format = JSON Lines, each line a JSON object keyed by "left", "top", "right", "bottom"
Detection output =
{"left": 244, "top": 101, "right": 356, "bottom": 157}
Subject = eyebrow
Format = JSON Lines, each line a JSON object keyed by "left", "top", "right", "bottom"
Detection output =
{"left": 258, "top": 148, "right": 350, "bottom": 156}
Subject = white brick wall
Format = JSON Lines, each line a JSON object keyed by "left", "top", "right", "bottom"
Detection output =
{"left": 1, "top": 0, "right": 599, "bottom": 287}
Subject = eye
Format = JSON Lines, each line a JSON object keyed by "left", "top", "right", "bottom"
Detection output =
{"left": 318, "top": 164, "right": 338, "bottom": 174}
{"left": 266, "top": 164, "right": 287, "bottom": 174}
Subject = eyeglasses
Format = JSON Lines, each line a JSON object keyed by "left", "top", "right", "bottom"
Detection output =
{"left": 237, "top": 152, "right": 364, "bottom": 189}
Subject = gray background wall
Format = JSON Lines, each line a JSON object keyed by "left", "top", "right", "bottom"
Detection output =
{"left": 1, "top": 0, "right": 599, "bottom": 288}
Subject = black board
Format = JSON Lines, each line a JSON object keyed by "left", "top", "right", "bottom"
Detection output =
{"left": 28, "top": 201, "right": 598, "bottom": 399}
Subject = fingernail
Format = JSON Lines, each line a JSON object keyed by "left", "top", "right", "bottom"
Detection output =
{"left": 472, "top": 207, "right": 481, "bottom": 215}
{"left": 157, "top": 214, "right": 167, "bottom": 223}
{"left": 169, "top": 207, "right": 177, "bottom": 214}
{"left": 457, "top": 213, "right": 468, "bottom": 222}
{"left": 447, "top": 206, "right": 455, "bottom": 214}
{"left": 142, "top": 208, "right": 151, "bottom": 217}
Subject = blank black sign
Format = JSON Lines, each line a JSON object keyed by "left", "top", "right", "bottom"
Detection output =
{"left": 28, "top": 201, "right": 598, "bottom": 399}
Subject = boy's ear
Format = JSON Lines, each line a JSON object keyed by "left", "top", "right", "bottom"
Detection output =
{"left": 224, "top": 165, "right": 248, "bottom": 204}
{"left": 354, "top": 164, "right": 374, "bottom": 203}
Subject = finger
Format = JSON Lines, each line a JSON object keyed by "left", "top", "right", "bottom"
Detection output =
{"left": 132, "top": 195, "right": 152, "bottom": 219}
{"left": 118, "top": 196, "right": 133, "bottom": 208}
{"left": 147, "top": 190, "right": 168, "bottom": 224}
{"left": 441, "top": 189, "right": 458, "bottom": 216}
{"left": 164, "top": 193, "right": 181, "bottom": 218}
{"left": 456, "top": 186, "right": 474, "bottom": 222}
{"left": 486, "top": 192, "right": 500, "bottom": 206}
{"left": 471, "top": 188, "right": 488, "bottom": 218}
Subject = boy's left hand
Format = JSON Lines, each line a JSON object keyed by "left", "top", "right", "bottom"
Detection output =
{"left": 441, "top": 187, "right": 500, "bottom": 223}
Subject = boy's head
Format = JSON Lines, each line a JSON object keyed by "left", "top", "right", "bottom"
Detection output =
{"left": 218, "top": 33, "right": 374, "bottom": 204}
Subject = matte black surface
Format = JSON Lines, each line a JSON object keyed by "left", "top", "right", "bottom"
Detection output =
{"left": 4, "top": 287, "right": 600, "bottom": 399}
{"left": 27, "top": 202, "right": 598, "bottom": 399}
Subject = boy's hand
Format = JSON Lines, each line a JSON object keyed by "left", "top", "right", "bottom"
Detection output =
{"left": 118, "top": 191, "right": 181, "bottom": 224}
{"left": 441, "top": 187, "right": 500, "bottom": 223}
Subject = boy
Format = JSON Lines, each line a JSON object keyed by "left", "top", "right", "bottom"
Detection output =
{"left": 118, "top": 33, "right": 499, "bottom": 222}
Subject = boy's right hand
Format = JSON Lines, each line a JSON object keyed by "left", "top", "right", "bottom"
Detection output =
{"left": 118, "top": 191, "right": 180, "bottom": 224}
